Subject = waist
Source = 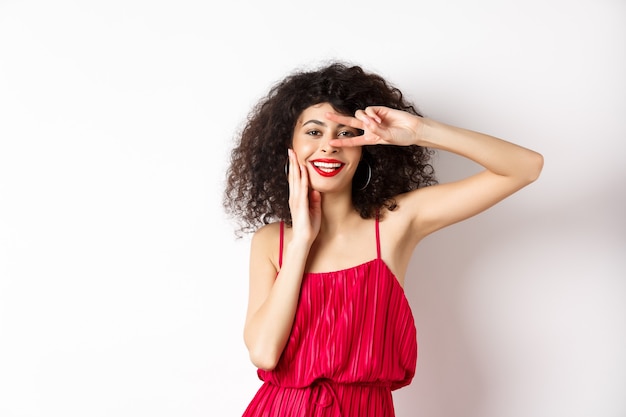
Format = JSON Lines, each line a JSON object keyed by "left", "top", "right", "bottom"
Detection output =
{"left": 263, "top": 379, "right": 393, "bottom": 417}
{"left": 268, "top": 378, "right": 392, "bottom": 390}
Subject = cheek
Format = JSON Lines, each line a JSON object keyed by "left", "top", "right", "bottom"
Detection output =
{"left": 347, "top": 148, "right": 363, "bottom": 162}
{"left": 292, "top": 140, "right": 316, "bottom": 160}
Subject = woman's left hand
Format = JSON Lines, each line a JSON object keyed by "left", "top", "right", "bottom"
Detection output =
{"left": 325, "top": 106, "right": 424, "bottom": 148}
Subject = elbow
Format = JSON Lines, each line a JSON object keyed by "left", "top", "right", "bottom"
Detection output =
{"left": 245, "top": 333, "right": 282, "bottom": 370}
{"left": 531, "top": 152, "right": 543, "bottom": 182}
{"left": 248, "top": 346, "right": 281, "bottom": 371}
{"left": 524, "top": 151, "right": 544, "bottom": 184}
{"left": 243, "top": 322, "right": 286, "bottom": 371}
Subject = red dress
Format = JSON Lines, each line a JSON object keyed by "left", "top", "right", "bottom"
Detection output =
{"left": 241, "top": 217, "right": 417, "bottom": 417}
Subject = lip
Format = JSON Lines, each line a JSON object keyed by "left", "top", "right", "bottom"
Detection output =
{"left": 310, "top": 158, "right": 345, "bottom": 177}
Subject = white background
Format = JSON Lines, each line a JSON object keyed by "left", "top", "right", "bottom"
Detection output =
{"left": 1, "top": 1, "right": 624, "bottom": 416}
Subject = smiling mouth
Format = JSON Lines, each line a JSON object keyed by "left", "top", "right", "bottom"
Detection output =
{"left": 311, "top": 160, "right": 345, "bottom": 177}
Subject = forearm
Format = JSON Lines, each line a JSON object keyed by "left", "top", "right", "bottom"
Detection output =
{"left": 244, "top": 240, "right": 310, "bottom": 370}
{"left": 419, "top": 118, "right": 543, "bottom": 183}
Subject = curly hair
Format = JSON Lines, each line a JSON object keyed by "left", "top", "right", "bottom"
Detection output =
{"left": 223, "top": 61, "right": 437, "bottom": 237}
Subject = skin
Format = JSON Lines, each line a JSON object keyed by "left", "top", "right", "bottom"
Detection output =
{"left": 243, "top": 102, "right": 544, "bottom": 371}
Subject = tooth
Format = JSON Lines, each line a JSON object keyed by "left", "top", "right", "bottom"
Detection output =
{"left": 314, "top": 162, "right": 341, "bottom": 168}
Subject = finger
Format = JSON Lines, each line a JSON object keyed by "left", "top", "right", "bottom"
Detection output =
{"left": 288, "top": 149, "right": 301, "bottom": 199}
{"left": 328, "top": 133, "right": 382, "bottom": 148}
{"left": 299, "top": 163, "right": 310, "bottom": 204}
{"left": 354, "top": 109, "right": 376, "bottom": 127}
{"left": 287, "top": 149, "right": 295, "bottom": 182}
{"left": 290, "top": 149, "right": 311, "bottom": 208}
{"left": 309, "top": 189, "right": 322, "bottom": 216}
{"left": 363, "top": 106, "right": 383, "bottom": 123}
{"left": 328, "top": 137, "right": 368, "bottom": 147}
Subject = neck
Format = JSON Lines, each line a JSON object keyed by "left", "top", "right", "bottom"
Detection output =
{"left": 318, "top": 192, "right": 358, "bottom": 232}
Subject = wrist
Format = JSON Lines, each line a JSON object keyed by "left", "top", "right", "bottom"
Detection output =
{"left": 286, "top": 237, "right": 313, "bottom": 256}
{"left": 414, "top": 116, "right": 432, "bottom": 146}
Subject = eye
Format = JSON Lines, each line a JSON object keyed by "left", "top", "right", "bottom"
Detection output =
{"left": 306, "top": 129, "right": 322, "bottom": 137}
{"left": 337, "top": 129, "right": 359, "bottom": 138}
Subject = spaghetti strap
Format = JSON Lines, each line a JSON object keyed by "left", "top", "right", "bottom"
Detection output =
{"left": 375, "top": 211, "right": 381, "bottom": 260}
{"left": 279, "top": 221, "right": 284, "bottom": 268}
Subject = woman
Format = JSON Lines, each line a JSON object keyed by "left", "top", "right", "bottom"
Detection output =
{"left": 223, "top": 62, "right": 543, "bottom": 416}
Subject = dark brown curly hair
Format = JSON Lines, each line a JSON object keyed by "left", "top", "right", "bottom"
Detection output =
{"left": 223, "top": 61, "right": 437, "bottom": 237}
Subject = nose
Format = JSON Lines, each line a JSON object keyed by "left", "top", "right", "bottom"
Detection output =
{"left": 321, "top": 136, "right": 338, "bottom": 153}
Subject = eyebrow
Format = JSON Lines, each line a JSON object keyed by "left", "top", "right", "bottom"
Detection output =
{"left": 302, "top": 119, "right": 347, "bottom": 128}
{"left": 302, "top": 119, "right": 326, "bottom": 127}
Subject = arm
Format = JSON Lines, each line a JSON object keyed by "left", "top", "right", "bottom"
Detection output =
{"left": 243, "top": 227, "right": 311, "bottom": 371}
{"left": 407, "top": 117, "right": 543, "bottom": 236}
{"left": 327, "top": 107, "right": 544, "bottom": 238}
{"left": 243, "top": 149, "right": 321, "bottom": 370}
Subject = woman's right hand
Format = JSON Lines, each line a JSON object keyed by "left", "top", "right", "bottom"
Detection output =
{"left": 287, "top": 148, "right": 321, "bottom": 245}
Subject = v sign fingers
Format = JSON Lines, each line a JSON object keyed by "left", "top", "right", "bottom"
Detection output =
{"left": 326, "top": 106, "right": 424, "bottom": 148}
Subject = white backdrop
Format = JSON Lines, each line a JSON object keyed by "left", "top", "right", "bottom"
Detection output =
{"left": 1, "top": 1, "right": 624, "bottom": 416}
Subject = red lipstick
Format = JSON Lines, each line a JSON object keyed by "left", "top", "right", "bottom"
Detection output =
{"left": 310, "top": 159, "right": 345, "bottom": 177}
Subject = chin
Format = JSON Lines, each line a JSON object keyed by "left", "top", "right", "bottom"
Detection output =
{"left": 310, "top": 183, "right": 350, "bottom": 195}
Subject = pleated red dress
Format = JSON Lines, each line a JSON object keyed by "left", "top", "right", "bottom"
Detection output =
{"left": 241, "top": 217, "right": 417, "bottom": 417}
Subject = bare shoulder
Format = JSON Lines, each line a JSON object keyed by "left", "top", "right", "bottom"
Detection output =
{"left": 251, "top": 222, "right": 283, "bottom": 271}
{"left": 252, "top": 222, "right": 281, "bottom": 243}
{"left": 383, "top": 189, "right": 431, "bottom": 239}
